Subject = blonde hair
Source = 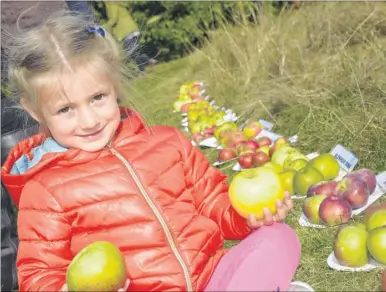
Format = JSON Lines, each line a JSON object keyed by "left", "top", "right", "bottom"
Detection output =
{"left": 8, "top": 10, "right": 137, "bottom": 112}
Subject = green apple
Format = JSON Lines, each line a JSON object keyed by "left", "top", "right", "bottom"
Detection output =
{"left": 279, "top": 170, "right": 296, "bottom": 195}
{"left": 366, "top": 209, "right": 386, "bottom": 231}
{"left": 334, "top": 224, "right": 369, "bottom": 267}
{"left": 262, "top": 162, "right": 282, "bottom": 173}
{"left": 303, "top": 194, "right": 327, "bottom": 224}
{"left": 271, "top": 146, "right": 298, "bottom": 167}
{"left": 367, "top": 226, "right": 386, "bottom": 265}
{"left": 66, "top": 241, "right": 127, "bottom": 292}
{"left": 214, "top": 122, "right": 238, "bottom": 140}
{"left": 307, "top": 153, "right": 340, "bottom": 180}
{"left": 284, "top": 159, "right": 308, "bottom": 172}
{"left": 283, "top": 152, "right": 309, "bottom": 170}
{"left": 293, "top": 166, "right": 324, "bottom": 196}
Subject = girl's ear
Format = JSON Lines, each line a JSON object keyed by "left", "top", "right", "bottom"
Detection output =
{"left": 20, "top": 97, "right": 41, "bottom": 123}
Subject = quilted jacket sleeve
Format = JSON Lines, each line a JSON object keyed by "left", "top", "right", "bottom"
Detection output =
{"left": 17, "top": 180, "right": 72, "bottom": 291}
{"left": 175, "top": 130, "right": 252, "bottom": 240}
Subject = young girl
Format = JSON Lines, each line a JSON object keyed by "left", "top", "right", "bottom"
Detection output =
{"left": 1, "top": 11, "right": 308, "bottom": 292}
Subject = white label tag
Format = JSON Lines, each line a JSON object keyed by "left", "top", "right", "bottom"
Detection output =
{"left": 258, "top": 119, "right": 274, "bottom": 132}
{"left": 329, "top": 144, "right": 359, "bottom": 172}
{"left": 376, "top": 171, "right": 386, "bottom": 191}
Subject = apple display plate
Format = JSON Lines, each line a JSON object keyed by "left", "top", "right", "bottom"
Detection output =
{"left": 327, "top": 252, "right": 384, "bottom": 272}
{"left": 298, "top": 213, "right": 326, "bottom": 229}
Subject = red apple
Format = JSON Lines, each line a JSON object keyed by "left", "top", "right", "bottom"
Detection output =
{"left": 307, "top": 180, "right": 339, "bottom": 198}
{"left": 235, "top": 141, "right": 259, "bottom": 156}
{"left": 203, "top": 126, "right": 216, "bottom": 137}
{"left": 192, "top": 133, "right": 204, "bottom": 143}
{"left": 344, "top": 169, "right": 377, "bottom": 194}
{"left": 230, "top": 131, "right": 248, "bottom": 149}
{"left": 239, "top": 153, "right": 254, "bottom": 169}
{"left": 218, "top": 149, "right": 237, "bottom": 162}
{"left": 256, "top": 136, "right": 272, "bottom": 147}
{"left": 252, "top": 152, "right": 270, "bottom": 167}
{"left": 319, "top": 195, "right": 352, "bottom": 226}
{"left": 336, "top": 176, "right": 370, "bottom": 209}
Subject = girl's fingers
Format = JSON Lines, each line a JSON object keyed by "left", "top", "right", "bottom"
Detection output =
{"left": 275, "top": 199, "right": 287, "bottom": 221}
{"left": 263, "top": 207, "right": 274, "bottom": 226}
{"left": 284, "top": 191, "right": 294, "bottom": 211}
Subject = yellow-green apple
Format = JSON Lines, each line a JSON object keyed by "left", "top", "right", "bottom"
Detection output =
{"left": 274, "top": 137, "right": 288, "bottom": 147}
{"left": 252, "top": 152, "right": 270, "bottom": 167}
{"left": 367, "top": 226, "right": 386, "bottom": 265}
{"left": 66, "top": 241, "right": 127, "bottom": 292}
{"left": 279, "top": 169, "right": 296, "bottom": 195}
{"left": 242, "top": 121, "right": 263, "bottom": 140}
{"left": 334, "top": 224, "right": 369, "bottom": 267}
{"left": 283, "top": 152, "right": 309, "bottom": 170}
{"left": 229, "top": 167, "right": 285, "bottom": 219}
{"left": 344, "top": 169, "right": 377, "bottom": 194}
{"left": 218, "top": 149, "right": 237, "bottom": 162}
{"left": 366, "top": 209, "right": 386, "bottom": 231}
{"left": 364, "top": 202, "right": 386, "bottom": 229}
{"left": 336, "top": 176, "right": 370, "bottom": 209}
{"left": 293, "top": 166, "right": 324, "bottom": 196}
{"left": 284, "top": 158, "right": 308, "bottom": 172}
{"left": 214, "top": 122, "right": 238, "bottom": 140}
{"left": 303, "top": 194, "right": 327, "bottom": 224}
{"left": 271, "top": 146, "right": 298, "bottom": 167}
{"left": 307, "top": 153, "right": 340, "bottom": 180}
{"left": 318, "top": 195, "right": 352, "bottom": 226}
{"left": 238, "top": 153, "right": 254, "bottom": 169}
{"left": 262, "top": 162, "right": 282, "bottom": 173}
{"left": 306, "top": 180, "right": 338, "bottom": 198}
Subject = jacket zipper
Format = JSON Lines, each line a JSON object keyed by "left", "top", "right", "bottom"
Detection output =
{"left": 109, "top": 148, "right": 193, "bottom": 291}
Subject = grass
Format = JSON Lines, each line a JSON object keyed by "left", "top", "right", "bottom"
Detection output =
{"left": 131, "top": 2, "right": 386, "bottom": 291}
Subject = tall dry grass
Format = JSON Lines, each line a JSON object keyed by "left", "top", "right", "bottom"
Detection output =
{"left": 191, "top": 1, "right": 386, "bottom": 171}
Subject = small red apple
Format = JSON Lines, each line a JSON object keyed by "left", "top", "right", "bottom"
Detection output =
{"left": 337, "top": 176, "right": 370, "bottom": 209}
{"left": 256, "top": 136, "right": 272, "bottom": 147}
{"left": 307, "top": 181, "right": 339, "bottom": 198}
{"left": 192, "top": 133, "right": 204, "bottom": 143}
{"left": 203, "top": 126, "right": 216, "bottom": 137}
{"left": 239, "top": 153, "right": 254, "bottom": 169}
{"left": 252, "top": 152, "right": 270, "bottom": 167}
{"left": 218, "top": 149, "right": 237, "bottom": 162}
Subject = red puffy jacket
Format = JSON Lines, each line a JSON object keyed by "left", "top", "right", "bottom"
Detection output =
{"left": 1, "top": 109, "right": 251, "bottom": 292}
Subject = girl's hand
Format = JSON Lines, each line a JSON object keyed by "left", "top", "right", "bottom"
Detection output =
{"left": 246, "top": 191, "right": 293, "bottom": 229}
{"left": 60, "top": 279, "right": 130, "bottom": 292}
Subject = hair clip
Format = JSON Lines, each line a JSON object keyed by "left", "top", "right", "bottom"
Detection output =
{"left": 86, "top": 25, "right": 105, "bottom": 38}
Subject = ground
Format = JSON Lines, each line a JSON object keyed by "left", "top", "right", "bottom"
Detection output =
{"left": 131, "top": 3, "right": 386, "bottom": 290}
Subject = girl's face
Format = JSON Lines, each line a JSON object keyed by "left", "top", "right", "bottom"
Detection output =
{"left": 31, "top": 65, "right": 121, "bottom": 152}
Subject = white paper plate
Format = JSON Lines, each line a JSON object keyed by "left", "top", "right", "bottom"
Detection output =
{"left": 299, "top": 172, "right": 386, "bottom": 228}
{"left": 327, "top": 252, "right": 384, "bottom": 272}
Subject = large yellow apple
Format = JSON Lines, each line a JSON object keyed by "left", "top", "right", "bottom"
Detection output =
{"left": 229, "top": 167, "right": 285, "bottom": 220}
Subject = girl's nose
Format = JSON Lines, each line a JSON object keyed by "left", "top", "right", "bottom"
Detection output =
{"left": 79, "top": 107, "right": 100, "bottom": 130}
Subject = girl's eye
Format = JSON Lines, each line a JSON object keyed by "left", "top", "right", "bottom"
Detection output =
{"left": 93, "top": 94, "right": 105, "bottom": 101}
{"left": 58, "top": 106, "right": 70, "bottom": 114}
